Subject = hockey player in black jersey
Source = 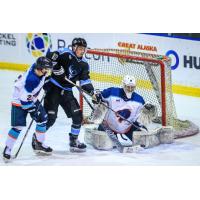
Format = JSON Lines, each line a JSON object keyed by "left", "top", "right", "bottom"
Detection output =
{"left": 44, "top": 38, "right": 97, "bottom": 152}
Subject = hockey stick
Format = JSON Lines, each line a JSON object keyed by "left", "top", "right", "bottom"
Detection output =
{"left": 78, "top": 87, "right": 94, "bottom": 111}
{"left": 14, "top": 93, "right": 46, "bottom": 159}
{"left": 65, "top": 77, "right": 147, "bottom": 132}
{"left": 101, "top": 124, "right": 133, "bottom": 153}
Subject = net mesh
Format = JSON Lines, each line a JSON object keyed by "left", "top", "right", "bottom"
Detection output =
{"left": 81, "top": 49, "right": 199, "bottom": 138}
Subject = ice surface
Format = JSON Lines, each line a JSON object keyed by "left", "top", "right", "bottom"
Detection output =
{"left": 0, "top": 69, "right": 200, "bottom": 166}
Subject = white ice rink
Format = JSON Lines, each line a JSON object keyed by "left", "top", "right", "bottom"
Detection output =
{"left": 0, "top": 69, "right": 200, "bottom": 166}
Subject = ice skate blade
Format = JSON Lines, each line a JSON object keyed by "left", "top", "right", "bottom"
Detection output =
{"left": 33, "top": 150, "right": 52, "bottom": 156}
{"left": 70, "top": 147, "right": 86, "bottom": 153}
{"left": 3, "top": 157, "right": 11, "bottom": 163}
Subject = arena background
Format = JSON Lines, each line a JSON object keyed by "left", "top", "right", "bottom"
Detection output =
{"left": 0, "top": 33, "right": 200, "bottom": 97}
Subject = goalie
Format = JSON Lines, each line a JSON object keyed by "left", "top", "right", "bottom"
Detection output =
{"left": 86, "top": 75, "right": 158, "bottom": 149}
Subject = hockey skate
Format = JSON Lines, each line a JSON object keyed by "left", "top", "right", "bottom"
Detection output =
{"left": 32, "top": 133, "right": 53, "bottom": 155}
{"left": 69, "top": 133, "right": 87, "bottom": 152}
{"left": 3, "top": 146, "right": 11, "bottom": 163}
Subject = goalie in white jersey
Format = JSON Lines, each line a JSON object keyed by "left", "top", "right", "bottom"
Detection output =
{"left": 3, "top": 57, "right": 53, "bottom": 161}
{"left": 91, "top": 75, "right": 157, "bottom": 143}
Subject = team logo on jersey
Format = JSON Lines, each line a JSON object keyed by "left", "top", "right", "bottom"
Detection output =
{"left": 26, "top": 33, "right": 52, "bottom": 58}
{"left": 116, "top": 109, "right": 131, "bottom": 122}
{"left": 68, "top": 65, "right": 78, "bottom": 79}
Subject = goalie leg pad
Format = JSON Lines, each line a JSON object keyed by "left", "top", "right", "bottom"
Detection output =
{"left": 84, "top": 126, "right": 134, "bottom": 153}
{"left": 133, "top": 126, "right": 174, "bottom": 148}
{"left": 158, "top": 126, "right": 174, "bottom": 144}
{"left": 84, "top": 128, "right": 114, "bottom": 150}
{"left": 85, "top": 126, "right": 174, "bottom": 150}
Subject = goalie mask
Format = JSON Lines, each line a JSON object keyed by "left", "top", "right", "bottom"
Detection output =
{"left": 122, "top": 75, "right": 136, "bottom": 98}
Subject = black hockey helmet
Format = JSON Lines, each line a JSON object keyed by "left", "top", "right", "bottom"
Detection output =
{"left": 35, "top": 56, "right": 53, "bottom": 69}
{"left": 72, "top": 38, "right": 87, "bottom": 48}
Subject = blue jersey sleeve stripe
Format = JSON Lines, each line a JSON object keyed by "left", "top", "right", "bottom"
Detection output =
{"left": 21, "top": 102, "right": 34, "bottom": 109}
{"left": 80, "top": 79, "right": 91, "bottom": 86}
{"left": 50, "top": 78, "right": 72, "bottom": 91}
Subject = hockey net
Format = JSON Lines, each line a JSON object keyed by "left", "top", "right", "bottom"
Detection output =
{"left": 80, "top": 49, "right": 199, "bottom": 138}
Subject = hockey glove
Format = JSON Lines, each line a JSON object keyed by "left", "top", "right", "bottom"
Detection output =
{"left": 46, "top": 51, "right": 59, "bottom": 61}
{"left": 46, "top": 51, "right": 59, "bottom": 66}
{"left": 92, "top": 89, "right": 102, "bottom": 104}
{"left": 27, "top": 105, "right": 40, "bottom": 122}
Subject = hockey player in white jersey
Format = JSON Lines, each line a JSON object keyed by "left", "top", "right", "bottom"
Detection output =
{"left": 91, "top": 75, "right": 156, "bottom": 146}
{"left": 3, "top": 56, "right": 53, "bottom": 161}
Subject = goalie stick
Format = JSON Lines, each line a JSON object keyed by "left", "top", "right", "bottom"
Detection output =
{"left": 101, "top": 124, "right": 133, "bottom": 153}
{"left": 65, "top": 77, "right": 147, "bottom": 132}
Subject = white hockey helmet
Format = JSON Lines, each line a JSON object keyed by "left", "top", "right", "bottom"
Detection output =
{"left": 122, "top": 75, "right": 136, "bottom": 93}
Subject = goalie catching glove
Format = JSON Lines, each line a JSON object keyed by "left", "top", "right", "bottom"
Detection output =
{"left": 144, "top": 103, "right": 156, "bottom": 112}
{"left": 137, "top": 103, "right": 157, "bottom": 126}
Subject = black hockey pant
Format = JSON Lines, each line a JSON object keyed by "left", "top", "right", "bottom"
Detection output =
{"left": 44, "top": 84, "right": 83, "bottom": 135}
